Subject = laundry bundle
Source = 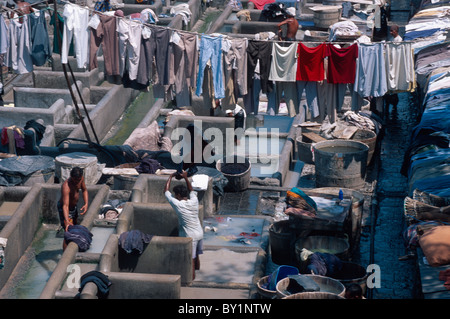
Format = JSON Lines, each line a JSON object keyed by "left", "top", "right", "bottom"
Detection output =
{"left": 118, "top": 229, "right": 153, "bottom": 254}
{"left": 64, "top": 225, "right": 93, "bottom": 252}
{"left": 77, "top": 270, "right": 112, "bottom": 299}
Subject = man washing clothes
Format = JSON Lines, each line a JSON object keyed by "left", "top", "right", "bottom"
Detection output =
{"left": 164, "top": 170, "right": 203, "bottom": 280}
{"left": 58, "top": 167, "right": 88, "bottom": 250}
{"left": 277, "top": 7, "right": 298, "bottom": 41}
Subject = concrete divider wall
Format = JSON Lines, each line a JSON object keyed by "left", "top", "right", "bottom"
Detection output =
{"left": 51, "top": 56, "right": 95, "bottom": 73}
{"left": 79, "top": 272, "right": 181, "bottom": 299}
{"left": 13, "top": 81, "right": 90, "bottom": 109}
{"left": 0, "top": 184, "right": 43, "bottom": 291}
{"left": 121, "top": 0, "right": 163, "bottom": 14}
{"left": 272, "top": 114, "right": 301, "bottom": 186}
{"left": 67, "top": 84, "right": 140, "bottom": 143}
{"left": 32, "top": 69, "right": 102, "bottom": 90}
{"left": 117, "top": 202, "right": 180, "bottom": 236}
{"left": 99, "top": 233, "right": 193, "bottom": 286}
{"left": 232, "top": 21, "right": 279, "bottom": 34}
{"left": 0, "top": 98, "right": 66, "bottom": 128}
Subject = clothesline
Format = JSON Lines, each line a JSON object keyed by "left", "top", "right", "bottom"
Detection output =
{"left": 54, "top": 0, "right": 412, "bottom": 45}
{"left": 0, "top": 0, "right": 419, "bottom": 46}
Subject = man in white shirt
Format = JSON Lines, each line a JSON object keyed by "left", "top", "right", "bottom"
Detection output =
{"left": 164, "top": 170, "right": 203, "bottom": 280}
{"left": 390, "top": 24, "right": 402, "bottom": 42}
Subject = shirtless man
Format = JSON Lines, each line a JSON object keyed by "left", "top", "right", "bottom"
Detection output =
{"left": 277, "top": 7, "right": 298, "bottom": 41}
{"left": 10, "top": 0, "right": 34, "bottom": 23}
{"left": 58, "top": 167, "right": 88, "bottom": 250}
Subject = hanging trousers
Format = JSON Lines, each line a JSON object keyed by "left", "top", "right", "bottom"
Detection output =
{"left": 196, "top": 35, "right": 225, "bottom": 99}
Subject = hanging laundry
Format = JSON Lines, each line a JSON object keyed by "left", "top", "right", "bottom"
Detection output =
{"left": 89, "top": 13, "right": 120, "bottom": 76}
{"left": 247, "top": 40, "right": 273, "bottom": 94}
{"left": 294, "top": 41, "right": 326, "bottom": 119}
{"left": 29, "top": 10, "right": 51, "bottom": 67}
{"left": 385, "top": 42, "right": 416, "bottom": 93}
{"left": 196, "top": 34, "right": 225, "bottom": 99}
{"left": 326, "top": 43, "right": 358, "bottom": 84}
{"left": 169, "top": 31, "right": 199, "bottom": 107}
{"left": 153, "top": 27, "right": 171, "bottom": 86}
{"left": 62, "top": 3, "right": 90, "bottom": 69}
{"left": 353, "top": 42, "right": 387, "bottom": 98}
{"left": 50, "top": 11, "right": 74, "bottom": 56}
{"left": 117, "top": 18, "right": 142, "bottom": 80}
{"left": 0, "top": 15, "right": 9, "bottom": 57}
{"left": 6, "top": 16, "right": 33, "bottom": 74}
{"left": 269, "top": 42, "right": 298, "bottom": 82}
{"left": 135, "top": 25, "right": 155, "bottom": 87}
{"left": 221, "top": 37, "right": 248, "bottom": 109}
{"left": 269, "top": 42, "right": 298, "bottom": 117}
{"left": 296, "top": 42, "right": 326, "bottom": 82}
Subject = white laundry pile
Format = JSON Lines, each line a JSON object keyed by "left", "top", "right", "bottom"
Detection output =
{"left": 328, "top": 21, "right": 360, "bottom": 41}
{"left": 170, "top": 3, "right": 192, "bottom": 26}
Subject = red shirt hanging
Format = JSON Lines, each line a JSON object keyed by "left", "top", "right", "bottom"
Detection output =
{"left": 296, "top": 42, "right": 327, "bottom": 82}
{"left": 326, "top": 43, "right": 358, "bottom": 84}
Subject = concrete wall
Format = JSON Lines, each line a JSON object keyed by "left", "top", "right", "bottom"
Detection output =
{"left": 0, "top": 98, "right": 66, "bottom": 128}
{"left": 67, "top": 84, "right": 141, "bottom": 143}
{"left": 79, "top": 272, "right": 181, "bottom": 299}
{"left": 117, "top": 202, "right": 181, "bottom": 236}
{"left": 272, "top": 114, "right": 301, "bottom": 186}
{"left": 232, "top": 21, "right": 279, "bottom": 34}
{"left": 32, "top": 69, "right": 103, "bottom": 90}
{"left": 99, "top": 233, "right": 193, "bottom": 286}
{"left": 121, "top": 0, "right": 163, "bottom": 14}
{"left": 13, "top": 81, "right": 90, "bottom": 109}
{"left": 0, "top": 186, "right": 31, "bottom": 231}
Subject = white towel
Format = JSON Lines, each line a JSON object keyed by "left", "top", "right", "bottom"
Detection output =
{"left": 192, "top": 174, "right": 209, "bottom": 191}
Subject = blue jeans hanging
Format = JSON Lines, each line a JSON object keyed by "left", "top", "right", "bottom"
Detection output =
{"left": 196, "top": 35, "right": 225, "bottom": 99}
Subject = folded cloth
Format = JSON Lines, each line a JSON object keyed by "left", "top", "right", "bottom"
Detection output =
{"left": 136, "top": 157, "right": 164, "bottom": 174}
{"left": 78, "top": 270, "right": 112, "bottom": 299}
{"left": 64, "top": 225, "right": 93, "bottom": 252}
{"left": 119, "top": 230, "right": 153, "bottom": 254}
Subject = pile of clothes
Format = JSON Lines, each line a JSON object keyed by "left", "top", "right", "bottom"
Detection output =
{"left": 98, "top": 199, "right": 127, "bottom": 220}
{"left": 64, "top": 225, "right": 93, "bottom": 252}
{"left": 119, "top": 230, "right": 153, "bottom": 254}
{"left": 76, "top": 270, "right": 112, "bottom": 299}
{"left": 300, "top": 248, "right": 343, "bottom": 277}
